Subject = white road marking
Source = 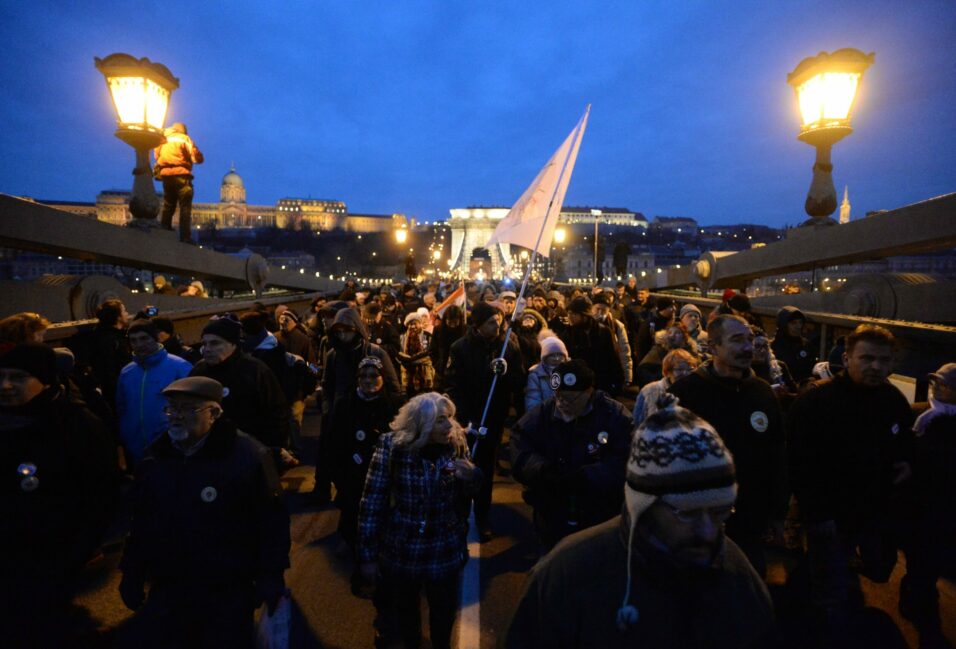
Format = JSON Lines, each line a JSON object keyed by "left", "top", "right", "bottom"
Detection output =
{"left": 458, "top": 511, "right": 481, "bottom": 649}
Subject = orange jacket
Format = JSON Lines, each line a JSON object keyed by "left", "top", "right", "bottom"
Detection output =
{"left": 153, "top": 124, "right": 203, "bottom": 178}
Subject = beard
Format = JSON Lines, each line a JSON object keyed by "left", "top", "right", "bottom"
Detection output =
{"left": 167, "top": 425, "right": 190, "bottom": 441}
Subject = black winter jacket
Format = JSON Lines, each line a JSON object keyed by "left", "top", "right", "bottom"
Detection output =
{"left": 1, "top": 388, "right": 117, "bottom": 580}
{"left": 669, "top": 363, "right": 788, "bottom": 535}
{"left": 121, "top": 417, "right": 290, "bottom": 586}
{"left": 787, "top": 372, "right": 913, "bottom": 530}
{"left": 560, "top": 317, "right": 624, "bottom": 395}
{"left": 445, "top": 328, "right": 525, "bottom": 432}
{"left": 189, "top": 350, "right": 289, "bottom": 448}
{"left": 510, "top": 391, "right": 633, "bottom": 543}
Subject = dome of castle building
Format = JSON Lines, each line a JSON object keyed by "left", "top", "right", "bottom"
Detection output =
{"left": 222, "top": 166, "right": 244, "bottom": 188}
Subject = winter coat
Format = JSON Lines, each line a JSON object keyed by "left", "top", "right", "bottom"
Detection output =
{"left": 525, "top": 362, "right": 559, "bottom": 412}
{"left": 510, "top": 392, "right": 633, "bottom": 544}
{"left": 429, "top": 320, "right": 465, "bottom": 390}
{"left": 398, "top": 330, "right": 435, "bottom": 394}
{"left": 634, "top": 312, "right": 672, "bottom": 365}
{"left": 357, "top": 434, "right": 480, "bottom": 580}
{"left": 162, "top": 334, "right": 201, "bottom": 365}
{"left": 90, "top": 324, "right": 131, "bottom": 408}
{"left": 445, "top": 328, "right": 525, "bottom": 432}
{"left": 669, "top": 363, "right": 788, "bottom": 535}
{"left": 560, "top": 317, "right": 624, "bottom": 395}
{"left": 189, "top": 349, "right": 290, "bottom": 448}
{"left": 368, "top": 318, "right": 402, "bottom": 370}
{"left": 323, "top": 309, "right": 402, "bottom": 408}
{"left": 636, "top": 332, "right": 698, "bottom": 387}
{"left": 506, "top": 516, "right": 774, "bottom": 649}
{"left": 327, "top": 389, "right": 402, "bottom": 501}
{"left": 632, "top": 377, "right": 672, "bottom": 424}
{"left": 278, "top": 325, "right": 314, "bottom": 364}
{"left": 515, "top": 309, "right": 547, "bottom": 373}
{"left": 116, "top": 348, "right": 192, "bottom": 463}
{"left": 248, "top": 333, "right": 316, "bottom": 403}
{"left": 152, "top": 124, "right": 203, "bottom": 178}
{"left": 1, "top": 388, "right": 117, "bottom": 580}
{"left": 787, "top": 372, "right": 914, "bottom": 530}
{"left": 771, "top": 307, "right": 817, "bottom": 383}
{"left": 121, "top": 417, "right": 290, "bottom": 587}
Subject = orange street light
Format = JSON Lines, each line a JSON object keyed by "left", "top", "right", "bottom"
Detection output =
{"left": 787, "top": 48, "right": 873, "bottom": 223}
{"left": 95, "top": 53, "right": 179, "bottom": 226}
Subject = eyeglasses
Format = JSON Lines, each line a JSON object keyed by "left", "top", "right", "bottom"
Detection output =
{"left": 163, "top": 405, "right": 216, "bottom": 418}
{"left": 660, "top": 501, "right": 735, "bottom": 525}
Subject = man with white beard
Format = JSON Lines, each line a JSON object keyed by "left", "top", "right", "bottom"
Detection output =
{"left": 117, "top": 376, "right": 290, "bottom": 649}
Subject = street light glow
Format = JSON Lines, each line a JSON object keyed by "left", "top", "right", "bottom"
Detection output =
{"left": 554, "top": 227, "right": 567, "bottom": 244}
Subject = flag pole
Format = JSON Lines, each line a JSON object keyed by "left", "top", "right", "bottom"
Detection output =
{"left": 471, "top": 105, "right": 590, "bottom": 457}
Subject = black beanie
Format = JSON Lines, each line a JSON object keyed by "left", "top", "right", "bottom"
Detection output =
{"left": 470, "top": 301, "right": 502, "bottom": 327}
{"left": 728, "top": 294, "right": 752, "bottom": 312}
{"left": 239, "top": 311, "right": 268, "bottom": 336}
{"left": 550, "top": 358, "right": 595, "bottom": 392}
{"left": 567, "top": 296, "right": 593, "bottom": 316}
{"left": 128, "top": 318, "right": 160, "bottom": 341}
{"left": 202, "top": 315, "right": 241, "bottom": 344}
{"left": 0, "top": 344, "right": 58, "bottom": 385}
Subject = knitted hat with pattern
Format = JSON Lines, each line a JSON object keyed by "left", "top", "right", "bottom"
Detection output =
{"left": 617, "top": 392, "right": 737, "bottom": 630}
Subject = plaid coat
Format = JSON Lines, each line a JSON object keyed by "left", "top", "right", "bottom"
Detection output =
{"left": 358, "top": 433, "right": 477, "bottom": 580}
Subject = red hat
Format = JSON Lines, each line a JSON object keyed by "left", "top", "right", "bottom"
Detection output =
{"left": 721, "top": 288, "right": 736, "bottom": 303}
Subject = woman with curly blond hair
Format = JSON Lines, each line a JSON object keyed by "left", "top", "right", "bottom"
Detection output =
{"left": 357, "top": 392, "right": 481, "bottom": 649}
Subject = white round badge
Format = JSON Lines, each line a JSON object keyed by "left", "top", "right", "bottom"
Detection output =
{"left": 222, "top": 387, "right": 230, "bottom": 398}
{"left": 201, "top": 486, "right": 218, "bottom": 502}
{"left": 549, "top": 374, "right": 562, "bottom": 390}
{"left": 563, "top": 373, "right": 577, "bottom": 387}
{"left": 799, "top": 350, "right": 808, "bottom": 358}
{"left": 376, "top": 338, "right": 382, "bottom": 344}
{"left": 353, "top": 453, "right": 364, "bottom": 464}
{"left": 356, "top": 430, "right": 366, "bottom": 441}
{"left": 597, "top": 431, "right": 609, "bottom": 445}
{"left": 20, "top": 476, "right": 39, "bottom": 492}
{"left": 750, "top": 411, "right": 769, "bottom": 433}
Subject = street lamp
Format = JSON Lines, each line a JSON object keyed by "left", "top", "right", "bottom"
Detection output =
{"left": 591, "top": 209, "right": 602, "bottom": 280}
{"left": 395, "top": 228, "right": 408, "bottom": 244}
{"left": 95, "top": 53, "right": 179, "bottom": 227}
{"left": 787, "top": 49, "right": 874, "bottom": 224}
{"left": 553, "top": 227, "right": 567, "bottom": 244}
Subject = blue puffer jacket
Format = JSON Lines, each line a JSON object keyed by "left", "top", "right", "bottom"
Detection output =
{"left": 117, "top": 347, "right": 192, "bottom": 463}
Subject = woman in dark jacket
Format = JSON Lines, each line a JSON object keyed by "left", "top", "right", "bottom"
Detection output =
{"left": 771, "top": 306, "right": 817, "bottom": 383}
{"left": 515, "top": 308, "right": 547, "bottom": 373}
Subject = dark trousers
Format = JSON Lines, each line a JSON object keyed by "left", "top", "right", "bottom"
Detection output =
{"left": 376, "top": 570, "right": 461, "bottom": 649}
{"left": 471, "top": 423, "right": 503, "bottom": 524}
{"left": 161, "top": 176, "right": 194, "bottom": 241}
{"left": 900, "top": 516, "right": 955, "bottom": 632}
{"left": 114, "top": 582, "right": 255, "bottom": 649}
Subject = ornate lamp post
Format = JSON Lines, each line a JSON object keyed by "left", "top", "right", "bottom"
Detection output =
{"left": 787, "top": 49, "right": 873, "bottom": 225}
{"left": 95, "top": 53, "right": 179, "bottom": 227}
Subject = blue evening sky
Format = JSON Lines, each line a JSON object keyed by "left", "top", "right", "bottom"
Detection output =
{"left": 1, "top": 1, "right": 953, "bottom": 227}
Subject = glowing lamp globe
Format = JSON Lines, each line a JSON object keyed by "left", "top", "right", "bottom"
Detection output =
{"left": 787, "top": 49, "right": 873, "bottom": 147}
{"left": 395, "top": 228, "right": 408, "bottom": 244}
{"left": 95, "top": 53, "right": 179, "bottom": 150}
{"left": 553, "top": 227, "right": 567, "bottom": 244}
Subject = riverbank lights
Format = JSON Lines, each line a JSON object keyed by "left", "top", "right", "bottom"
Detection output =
{"left": 432, "top": 249, "right": 441, "bottom": 260}
{"left": 95, "top": 53, "right": 179, "bottom": 150}
{"left": 787, "top": 49, "right": 873, "bottom": 223}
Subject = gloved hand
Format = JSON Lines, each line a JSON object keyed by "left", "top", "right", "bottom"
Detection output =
{"left": 119, "top": 572, "right": 146, "bottom": 611}
{"left": 255, "top": 573, "right": 286, "bottom": 615}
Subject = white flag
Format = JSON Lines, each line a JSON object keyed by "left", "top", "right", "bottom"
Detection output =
{"left": 487, "top": 106, "right": 589, "bottom": 258}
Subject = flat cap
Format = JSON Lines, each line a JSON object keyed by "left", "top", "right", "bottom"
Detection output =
{"left": 162, "top": 376, "right": 224, "bottom": 403}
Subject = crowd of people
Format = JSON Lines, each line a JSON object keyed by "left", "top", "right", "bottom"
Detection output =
{"left": 0, "top": 277, "right": 953, "bottom": 649}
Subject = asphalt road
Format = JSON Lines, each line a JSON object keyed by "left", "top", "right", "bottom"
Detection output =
{"left": 71, "top": 407, "right": 955, "bottom": 648}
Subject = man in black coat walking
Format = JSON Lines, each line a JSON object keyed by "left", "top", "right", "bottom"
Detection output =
{"left": 668, "top": 315, "right": 787, "bottom": 576}
{"left": 445, "top": 301, "right": 525, "bottom": 540}
{"left": 560, "top": 297, "right": 624, "bottom": 396}
{"left": 118, "top": 376, "right": 290, "bottom": 649}
{"left": 788, "top": 324, "right": 914, "bottom": 629}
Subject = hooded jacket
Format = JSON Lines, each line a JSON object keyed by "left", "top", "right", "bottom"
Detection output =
{"left": 323, "top": 308, "right": 401, "bottom": 406}
{"left": 770, "top": 307, "right": 817, "bottom": 383}
{"left": 515, "top": 309, "right": 547, "bottom": 373}
{"left": 117, "top": 347, "right": 192, "bottom": 463}
{"left": 152, "top": 123, "right": 204, "bottom": 178}
{"left": 668, "top": 363, "right": 788, "bottom": 535}
{"left": 445, "top": 327, "right": 525, "bottom": 431}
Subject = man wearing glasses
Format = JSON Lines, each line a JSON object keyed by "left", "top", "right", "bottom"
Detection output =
{"left": 118, "top": 376, "right": 290, "bottom": 648}
{"left": 507, "top": 393, "right": 773, "bottom": 648}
